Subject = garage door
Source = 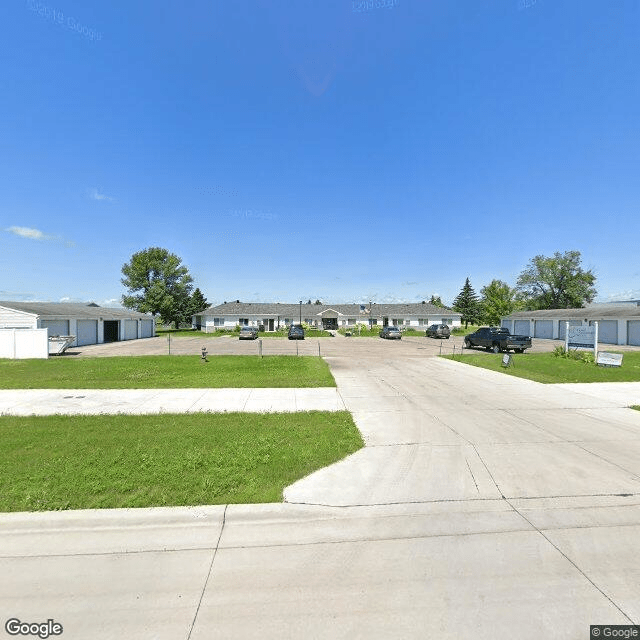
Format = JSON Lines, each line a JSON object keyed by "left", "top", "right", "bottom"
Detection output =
{"left": 123, "top": 320, "right": 138, "bottom": 341}
{"left": 40, "top": 320, "right": 70, "bottom": 337}
{"left": 595, "top": 320, "right": 618, "bottom": 344}
{"left": 140, "top": 319, "right": 154, "bottom": 338}
{"left": 534, "top": 320, "right": 553, "bottom": 339}
{"left": 514, "top": 320, "right": 530, "bottom": 335}
{"left": 558, "top": 320, "right": 582, "bottom": 341}
{"left": 628, "top": 321, "right": 640, "bottom": 346}
{"left": 501, "top": 320, "right": 512, "bottom": 332}
{"left": 76, "top": 320, "right": 98, "bottom": 346}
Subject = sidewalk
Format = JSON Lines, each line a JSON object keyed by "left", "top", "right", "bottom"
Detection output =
{"left": 0, "top": 387, "right": 346, "bottom": 415}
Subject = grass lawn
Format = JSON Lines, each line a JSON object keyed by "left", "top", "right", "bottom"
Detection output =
{"left": 0, "top": 411, "right": 363, "bottom": 511}
{"left": 0, "top": 355, "right": 336, "bottom": 389}
{"left": 443, "top": 351, "right": 640, "bottom": 383}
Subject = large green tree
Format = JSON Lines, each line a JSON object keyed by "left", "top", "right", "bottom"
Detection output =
{"left": 429, "top": 295, "right": 446, "bottom": 308}
{"left": 480, "top": 279, "right": 521, "bottom": 325}
{"left": 453, "top": 277, "right": 482, "bottom": 328}
{"left": 121, "top": 247, "right": 194, "bottom": 328}
{"left": 516, "top": 250, "right": 597, "bottom": 310}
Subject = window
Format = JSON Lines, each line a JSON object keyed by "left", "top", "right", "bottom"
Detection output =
{"left": 213, "top": 318, "right": 224, "bottom": 326}
{"left": 348, "top": 318, "right": 356, "bottom": 325}
{"left": 392, "top": 319, "right": 404, "bottom": 326}
{"left": 442, "top": 318, "right": 453, "bottom": 325}
{"left": 418, "top": 318, "right": 429, "bottom": 325}
{"left": 370, "top": 319, "right": 378, "bottom": 325}
{"left": 284, "top": 318, "right": 292, "bottom": 325}
{"left": 239, "top": 318, "right": 249, "bottom": 326}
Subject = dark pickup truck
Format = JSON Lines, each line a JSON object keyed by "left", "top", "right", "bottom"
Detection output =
{"left": 463, "top": 327, "right": 532, "bottom": 354}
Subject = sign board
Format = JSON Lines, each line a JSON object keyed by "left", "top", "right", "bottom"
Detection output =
{"left": 567, "top": 325, "right": 596, "bottom": 351}
{"left": 501, "top": 353, "right": 512, "bottom": 368}
{"left": 597, "top": 352, "right": 623, "bottom": 368}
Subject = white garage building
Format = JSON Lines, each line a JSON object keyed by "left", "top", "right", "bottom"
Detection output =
{"left": 501, "top": 303, "right": 640, "bottom": 346}
{"left": 0, "top": 302, "right": 156, "bottom": 347}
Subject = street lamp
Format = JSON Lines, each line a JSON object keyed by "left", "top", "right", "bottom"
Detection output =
{"left": 299, "top": 300, "right": 302, "bottom": 326}
{"left": 369, "top": 300, "right": 373, "bottom": 329}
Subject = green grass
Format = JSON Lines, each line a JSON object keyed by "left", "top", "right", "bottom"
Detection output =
{"left": 158, "top": 328, "right": 233, "bottom": 337}
{"left": 0, "top": 411, "right": 363, "bottom": 511}
{"left": 338, "top": 327, "right": 381, "bottom": 337}
{"left": 0, "top": 355, "right": 336, "bottom": 389}
{"left": 443, "top": 351, "right": 640, "bottom": 383}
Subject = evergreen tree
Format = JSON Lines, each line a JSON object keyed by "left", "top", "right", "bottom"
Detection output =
{"left": 453, "top": 277, "right": 482, "bottom": 328}
{"left": 190, "top": 288, "right": 209, "bottom": 315}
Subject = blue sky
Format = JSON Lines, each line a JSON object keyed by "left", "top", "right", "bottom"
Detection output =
{"left": 1, "top": 0, "right": 639, "bottom": 307}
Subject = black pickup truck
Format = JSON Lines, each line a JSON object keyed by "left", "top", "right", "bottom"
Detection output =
{"left": 463, "top": 327, "right": 532, "bottom": 354}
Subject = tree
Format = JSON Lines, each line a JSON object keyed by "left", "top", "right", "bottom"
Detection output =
{"left": 189, "top": 288, "right": 209, "bottom": 315}
{"left": 429, "top": 295, "right": 446, "bottom": 308}
{"left": 453, "top": 277, "right": 482, "bottom": 328}
{"left": 516, "top": 250, "right": 597, "bottom": 310}
{"left": 121, "top": 247, "right": 194, "bottom": 328}
{"left": 480, "top": 280, "right": 521, "bottom": 326}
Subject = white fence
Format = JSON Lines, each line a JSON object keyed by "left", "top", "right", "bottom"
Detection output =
{"left": 0, "top": 329, "right": 49, "bottom": 359}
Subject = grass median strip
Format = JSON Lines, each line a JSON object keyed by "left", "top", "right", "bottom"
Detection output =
{"left": 0, "top": 411, "right": 363, "bottom": 512}
{"left": 443, "top": 352, "right": 640, "bottom": 383}
{"left": 0, "top": 355, "right": 335, "bottom": 389}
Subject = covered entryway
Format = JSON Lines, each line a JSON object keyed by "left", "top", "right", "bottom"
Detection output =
{"left": 40, "top": 320, "right": 70, "bottom": 337}
{"left": 534, "top": 320, "right": 553, "bottom": 339}
{"left": 593, "top": 320, "right": 618, "bottom": 344}
{"left": 77, "top": 320, "right": 98, "bottom": 346}
{"left": 514, "top": 320, "right": 530, "bottom": 336}
{"left": 322, "top": 318, "right": 338, "bottom": 330}
{"left": 103, "top": 320, "right": 119, "bottom": 342}
{"left": 628, "top": 320, "right": 640, "bottom": 346}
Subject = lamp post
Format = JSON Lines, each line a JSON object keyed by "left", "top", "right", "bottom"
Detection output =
{"left": 299, "top": 300, "right": 302, "bottom": 326}
{"left": 369, "top": 300, "right": 373, "bottom": 329}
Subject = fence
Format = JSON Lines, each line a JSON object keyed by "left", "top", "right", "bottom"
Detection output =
{"left": 0, "top": 329, "right": 49, "bottom": 359}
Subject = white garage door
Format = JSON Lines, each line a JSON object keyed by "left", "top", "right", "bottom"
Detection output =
{"left": 595, "top": 320, "right": 618, "bottom": 344}
{"left": 534, "top": 320, "right": 553, "bottom": 339}
{"left": 76, "top": 320, "right": 98, "bottom": 346}
{"left": 558, "top": 320, "right": 582, "bottom": 341}
{"left": 140, "top": 319, "right": 154, "bottom": 338}
{"left": 628, "top": 321, "right": 640, "bottom": 346}
{"left": 40, "top": 320, "right": 70, "bottom": 337}
{"left": 514, "top": 320, "right": 530, "bottom": 335}
{"left": 123, "top": 320, "right": 138, "bottom": 341}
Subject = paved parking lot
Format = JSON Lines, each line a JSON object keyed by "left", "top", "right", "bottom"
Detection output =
{"left": 1, "top": 337, "right": 640, "bottom": 638}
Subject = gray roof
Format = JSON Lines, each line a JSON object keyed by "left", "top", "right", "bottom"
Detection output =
{"left": 0, "top": 301, "right": 153, "bottom": 320}
{"left": 505, "top": 304, "right": 640, "bottom": 320}
{"left": 199, "top": 302, "right": 459, "bottom": 317}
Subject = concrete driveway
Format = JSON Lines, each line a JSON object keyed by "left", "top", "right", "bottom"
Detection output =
{"left": 2, "top": 341, "right": 640, "bottom": 639}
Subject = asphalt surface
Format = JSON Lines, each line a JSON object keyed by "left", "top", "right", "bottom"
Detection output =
{"left": 2, "top": 337, "right": 640, "bottom": 639}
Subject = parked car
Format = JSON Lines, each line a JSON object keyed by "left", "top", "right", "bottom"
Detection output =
{"left": 426, "top": 324, "right": 451, "bottom": 339}
{"left": 288, "top": 325, "right": 305, "bottom": 340}
{"left": 238, "top": 326, "right": 259, "bottom": 340}
{"left": 463, "top": 327, "right": 532, "bottom": 353}
{"left": 379, "top": 326, "right": 402, "bottom": 340}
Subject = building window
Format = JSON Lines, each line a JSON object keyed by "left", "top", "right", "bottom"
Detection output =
{"left": 348, "top": 318, "right": 356, "bottom": 325}
{"left": 442, "top": 318, "right": 453, "bottom": 325}
{"left": 418, "top": 318, "right": 429, "bottom": 326}
{"left": 392, "top": 319, "right": 404, "bottom": 326}
{"left": 284, "top": 318, "right": 292, "bottom": 326}
{"left": 370, "top": 319, "right": 378, "bottom": 325}
{"left": 239, "top": 318, "right": 249, "bottom": 326}
{"left": 213, "top": 318, "right": 225, "bottom": 326}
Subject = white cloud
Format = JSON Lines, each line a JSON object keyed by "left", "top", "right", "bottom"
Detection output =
{"left": 5, "top": 226, "right": 48, "bottom": 240}
{"left": 88, "top": 188, "right": 114, "bottom": 201}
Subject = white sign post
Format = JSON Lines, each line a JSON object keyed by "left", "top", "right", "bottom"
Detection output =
{"left": 566, "top": 322, "right": 598, "bottom": 358}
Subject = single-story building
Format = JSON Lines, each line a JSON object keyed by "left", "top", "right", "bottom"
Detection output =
{"left": 501, "top": 303, "right": 640, "bottom": 346}
{"left": 0, "top": 301, "right": 156, "bottom": 347}
{"left": 193, "top": 302, "right": 462, "bottom": 332}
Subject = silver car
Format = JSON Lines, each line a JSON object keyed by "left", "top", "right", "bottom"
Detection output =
{"left": 238, "top": 326, "right": 259, "bottom": 340}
